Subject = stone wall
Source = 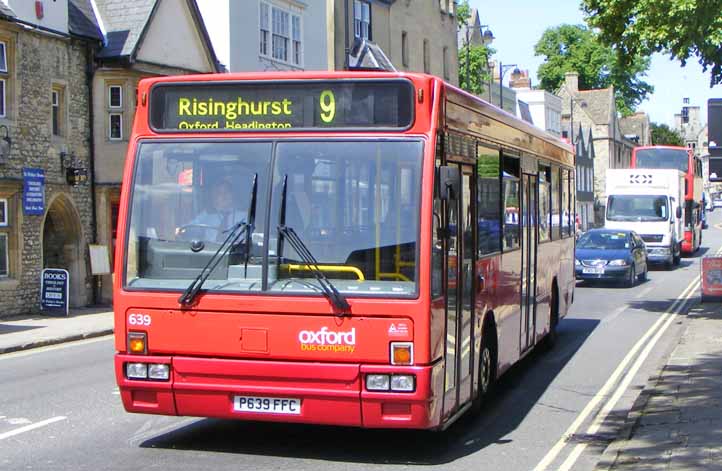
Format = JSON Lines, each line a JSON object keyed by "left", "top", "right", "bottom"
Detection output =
{"left": 0, "top": 25, "right": 94, "bottom": 318}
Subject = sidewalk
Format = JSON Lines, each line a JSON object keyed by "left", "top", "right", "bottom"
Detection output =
{"left": 0, "top": 306, "right": 114, "bottom": 354}
{"left": 597, "top": 300, "right": 722, "bottom": 470}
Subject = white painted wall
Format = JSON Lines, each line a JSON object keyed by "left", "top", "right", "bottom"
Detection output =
{"left": 136, "top": 0, "right": 214, "bottom": 72}
{"left": 515, "top": 89, "right": 562, "bottom": 137}
{"left": 7, "top": 0, "right": 68, "bottom": 34}
{"left": 229, "top": 0, "right": 328, "bottom": 72}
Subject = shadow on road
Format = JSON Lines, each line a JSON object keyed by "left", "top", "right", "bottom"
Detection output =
{"left": 139, "top": 318, "right": 599, "bottom": 465}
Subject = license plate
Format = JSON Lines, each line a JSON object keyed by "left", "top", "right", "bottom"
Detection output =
{"left": 582, "top": 267, "right": 605, "bottom": 274}
{"left": 233, "top": 396, "right": 301, "bottom": 415}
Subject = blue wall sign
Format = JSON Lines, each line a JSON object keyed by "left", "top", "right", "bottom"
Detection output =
{"left": 23, "top": 167, "right": 45, "bottom": 215}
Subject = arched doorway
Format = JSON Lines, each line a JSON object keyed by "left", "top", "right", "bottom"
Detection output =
{"left": 42, "top": 194, "right": 87, "bottom": 308}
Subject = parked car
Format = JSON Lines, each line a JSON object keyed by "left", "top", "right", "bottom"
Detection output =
{"left": 575, "top": 228, "right": 648, "bottom": 287}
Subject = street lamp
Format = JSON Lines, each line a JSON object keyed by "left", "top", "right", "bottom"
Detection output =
{"left": 499, "top": 62, "right": 518, "bottom": 110}
{"left": 464, "top": 20, "right": 494, "bottom": 91}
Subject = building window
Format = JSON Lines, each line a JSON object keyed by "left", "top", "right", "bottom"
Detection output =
{"left": 401, "top": 31, "right": 408, "bottom": 67}
{"left": 109, "top": 85, "right": 122, "bottom": 108}
{"left": 354, "top": 0, "right": 371, "bottom": 40}
{"left": 0, "top": 40, "right": 7, "bottom": 118}
{"left": 51, "top": 87, "right": 65, "bottom": 137}
{"left": 292, "top": 15, "right": 301, "bottom": 65}
{"left": 0, "top": 232, "right": 7, "bottom": 277}
{"left": 260, "top": 2, "right": 269, "bottom": 55}
{"left": 423, "top": 39, "right": 430, "bottom": 73}
{"left": 442, "top": 46, "right": 449, "bottom": 79}
{"left": 260, "top": 2, "right": 302, "bottom": 66}
{"left": 272, "top": 7, "right": 289, "bottom": 61}
{"left": 109, "top": 113, "right": 122, "bottom": 140}
{"left": 0, "top": 198, "right": 6, "bottom": 226}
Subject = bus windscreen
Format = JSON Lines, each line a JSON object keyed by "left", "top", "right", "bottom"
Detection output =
{"left": 634, "top": 148, "right": 688, "bottom": 172}
{"left": 149, "top": 80, "right": 415, "bottom": 132}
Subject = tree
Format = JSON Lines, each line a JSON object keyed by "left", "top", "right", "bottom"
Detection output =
{"left": 456, "top": 0, "right": 494, "bottom": 96}
{"left": 534, "top": 24, "right": 653, "bottom": 115}
{"left": 582, "top": 0, "right": 722, "bottom": 87}
{"left": 650, "top": 123, "right": 684, "bottom": 146}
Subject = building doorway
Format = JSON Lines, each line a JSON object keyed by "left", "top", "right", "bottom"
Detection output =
{"left": 42, "top": 194, "right": 87, "bottom": 307}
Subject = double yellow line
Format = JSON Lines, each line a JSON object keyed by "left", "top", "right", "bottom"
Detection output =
{"left": 534, "top": 263, "right": 705, "bottom": 470}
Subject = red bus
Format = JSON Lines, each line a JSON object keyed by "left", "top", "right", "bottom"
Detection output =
{"left": 631, "top": 146, "right": 703, "bottom": 254}
{"left": 113, "top": 72, "right": 575, "bottom": 430}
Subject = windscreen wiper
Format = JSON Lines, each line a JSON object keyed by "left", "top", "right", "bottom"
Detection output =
{"left": 178, "top": 175, "right": 258, "bottom": 306}
{"left": 276, "top": 175, "right": 351, "bottom": 314}
{"left": 244, "top": 174, "right": 258, "bottom": 277}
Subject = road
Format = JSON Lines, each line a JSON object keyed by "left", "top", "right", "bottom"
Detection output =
{"left": 1, "top": 212, "right": 720, "bottom": 471}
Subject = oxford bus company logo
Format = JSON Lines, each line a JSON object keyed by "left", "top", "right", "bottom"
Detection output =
{"left": 298, "top": 327, "right": 356, "bottom": 353}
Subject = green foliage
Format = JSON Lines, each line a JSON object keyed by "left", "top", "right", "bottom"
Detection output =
{"left": 534, "top": 24, "right": 653, "bottom": 115}
{"left": 650, "top": 122, "right": 684, "bottom": 146}
{"left": 455, "top": 0, "right": 494, "bottom": 96}
{"left": 582, "top": 0, "right": 722, "bottom": 87}
{"left": 458, "top": 44, "right": 495, "bottom": 96}
{"left": 456, "top": 0, "right": 471, "bottom": 27}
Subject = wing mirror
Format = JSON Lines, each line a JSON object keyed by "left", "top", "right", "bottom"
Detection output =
{"left": 435, "top": 166, "right": 460, "bottom": 201}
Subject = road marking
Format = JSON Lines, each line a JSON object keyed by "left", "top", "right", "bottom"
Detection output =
{"left": 533, "top": 275, "right": 701, "bottom": 471}
{"left": 0, "top": 416, "right": 67, "bottom": 440}
{"left": 557, "top": 277, "right": 700, "bottom": 471}
{"left": 0, "top": 335, "right": 113, "bottom": 361}
{"left": 634, "top": 285, "right": 654, "bottom": 299}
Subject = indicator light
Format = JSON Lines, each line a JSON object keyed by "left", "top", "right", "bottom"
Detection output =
{"left": 128, "top": 332, "right": 147, "bottom": 354}
{"left": 391, "top": 342, "right": 413, "bottom": 365}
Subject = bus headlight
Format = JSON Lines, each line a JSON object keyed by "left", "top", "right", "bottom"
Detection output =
{"left": 126, "top": 363, "right": 148, "bottom": 379}
{"left": 366, "top": 374, "right": 390, "bottom": 391}
{"left": 390, "top": 374, "right": 415, "bottom": 392}
{"left": 148, "top": 363, "right": 170, "bottom": 380}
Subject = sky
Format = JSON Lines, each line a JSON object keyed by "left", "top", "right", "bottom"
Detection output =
{"left": 196, "top": 0, "right": 721, "bottom": 127}
{"left": 469, "top": 0, "right": 722, "bottom": 127}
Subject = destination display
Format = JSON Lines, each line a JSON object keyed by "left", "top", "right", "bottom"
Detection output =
{"left": 149, "top": 80, "right": 415, "bottom": 132}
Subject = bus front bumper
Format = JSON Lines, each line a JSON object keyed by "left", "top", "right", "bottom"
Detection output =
{"left": 115, "top": 354, "right": 444, "bottom": 430}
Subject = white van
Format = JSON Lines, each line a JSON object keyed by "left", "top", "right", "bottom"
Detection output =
{"left": 605, "top": 169, "right": 685, "bottom": 267}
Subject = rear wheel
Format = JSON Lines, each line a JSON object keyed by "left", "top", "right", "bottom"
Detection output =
{"left": 541, "top": 286, "right": 559, "bottom": 351}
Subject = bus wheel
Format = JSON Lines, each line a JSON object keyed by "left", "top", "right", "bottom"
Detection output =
{"left": 471, "top": 324, "right": 496, "bottom": 415}
{"left": 542, "top": 286, "right": 559, "bottom": 351}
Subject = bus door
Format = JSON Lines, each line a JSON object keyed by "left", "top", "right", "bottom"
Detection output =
{"left": 441, "top": 162, "right": 476, "bottom": 416}
{"left": 520, "top": 173, "right": 538, "bottom": 352}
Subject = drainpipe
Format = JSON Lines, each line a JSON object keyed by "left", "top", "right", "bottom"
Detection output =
{"left": 85, "top": 44, "right": 99, "bottom": 305}
{"left": 344, "top": 0, "right": 350, "bottom": 70}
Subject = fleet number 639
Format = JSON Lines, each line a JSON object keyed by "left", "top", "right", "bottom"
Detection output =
{"left": 128, "top": 314, "right": 152, "bottom": 326}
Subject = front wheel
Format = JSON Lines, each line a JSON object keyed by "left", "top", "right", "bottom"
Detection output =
{"left": 625, "top": 264, "right": 636, "bottom": 288}
{"left": 471, "top": 329, "right": 496, "bottom": 415}
{"left": 637, "top": 263, "right": 648, "bottom": 282}
{"left": 673, "top": 243, "right": 681, "bottom": 265}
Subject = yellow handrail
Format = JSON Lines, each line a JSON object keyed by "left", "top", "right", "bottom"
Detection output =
{"left": 282, "top": 264, "right": 365, "bottom": 281}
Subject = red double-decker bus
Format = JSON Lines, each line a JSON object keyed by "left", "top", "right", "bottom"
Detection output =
{"left": 113, "top": 72, "right": 575, "bottom": 430}
{"left": 631, "top": 146, "right": 703, "bottom": 254}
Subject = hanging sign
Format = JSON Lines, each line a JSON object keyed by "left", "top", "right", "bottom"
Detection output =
{"left": 23, "top": 167, "right": 45, "bottom": 215}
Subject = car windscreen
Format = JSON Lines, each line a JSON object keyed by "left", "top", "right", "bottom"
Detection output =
{"left": 577, "top": 232, "right": 630, "bottom": 250}
{"left": 634, "top": 148, "right": 688, "bottom": 172}
{"left": 607, "top": 194, "right": 669, "bottom": 221}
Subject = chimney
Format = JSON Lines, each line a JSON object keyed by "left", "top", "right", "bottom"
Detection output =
{"left": 510, "top": 69, "right": 531, "bottom": 89}
{"left": 565, "top": 72, "right": 579, "bottom": 92}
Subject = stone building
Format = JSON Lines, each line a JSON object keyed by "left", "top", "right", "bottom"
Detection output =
{"left": 227, "top": 0, "right": 459, "bottom": 83}
{"left": 557, "top": 72, "right": 636, "bottom": 224}
{"left": 0, "top": 0, "right": 100, "bottom": 316}
{"left": 620, "top": 112, "right": 652, "bottom": 146}
{"left": 85, "top": 0, "right": 221, "bottom": 303}
{"left": 0, "top": 0, "right": 221, "bottom": 317}
{"left": 509, "top": 69, "right": 562, "bottom": 138}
